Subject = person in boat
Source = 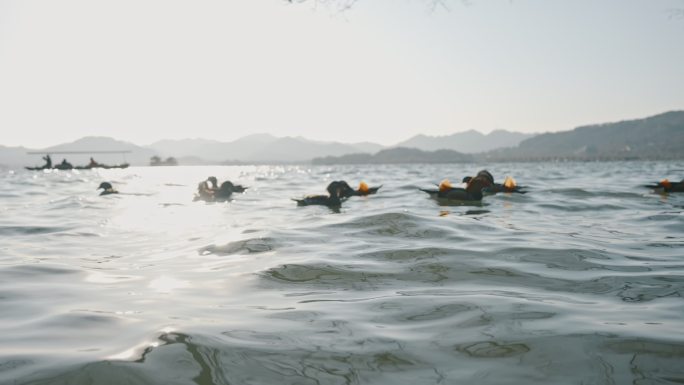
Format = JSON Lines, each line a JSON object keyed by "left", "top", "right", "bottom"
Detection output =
{"left": 293, "top": 181, "right": 347, "bottom": 207}
{"left": 56, "top": 159, "right": 73, "bottom": 170}
{"left": 42, "top": 155, "right": 52, "bottom": 169}
{"left": 97, "top": 182, "right": 118, "bottom": 195}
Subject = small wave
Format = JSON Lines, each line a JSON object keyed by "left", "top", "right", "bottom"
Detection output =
{"left": 456, "top": 340, "right": 530, "bottom": 358}
{"left": 0, "top": 225, "right": 70, "bottom": 235}
{"left": 199, "top": 237, "right": 276, "bottom": 256}
{"left": 260, "top": 263, "right": 377, "bottom": 284}
{"left": 319, "top": 212, "right": 477, "bottom": 240}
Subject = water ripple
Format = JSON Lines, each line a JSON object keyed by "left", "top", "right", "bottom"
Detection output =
{"left": 2, "top": 163, "right": 684, "bottom": 385}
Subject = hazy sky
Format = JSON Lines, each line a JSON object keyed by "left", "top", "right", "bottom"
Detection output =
{"left": 1, "top": 0, "right": 683, "bottom": 148}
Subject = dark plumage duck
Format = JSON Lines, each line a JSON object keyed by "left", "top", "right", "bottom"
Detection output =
{"left": 645, "top": 179, "right": 684, "bottom": 193}
{"left": 335, "top": 180, "right": 382, "bottom": 198}
{"left": 208, "top": 176, "right": 248, "bottom": 193}
{"left": 462, "top": 170, "right": 526, "bottom": 194}
{"left": 97, "top": 182, "right": 118, "bottom": 196}
{"left": 213, "top": 181, "right": 238, "bottom": 202}
{"left": 293, "top": 181, "right": 346, "bottom": 207}
{"left": 421, "top": 175, "right": 493, "bottom": 202}
{"left": 195, "top": 177, "right": 248, "bottom": 202}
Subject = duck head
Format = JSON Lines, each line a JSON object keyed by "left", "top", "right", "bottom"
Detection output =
{"left": 325, "top": 181, "right": 347, "bottom": 202}
{"left": 326, "top": 181, "right": 342, "bottom": 196}
{"left": 476, "top": 170, "right": 495, "bottom": 184}
{"left": 465, "top": 175, "right": 493, "bottom": 200}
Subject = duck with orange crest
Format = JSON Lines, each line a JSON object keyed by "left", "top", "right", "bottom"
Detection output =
{"left": 462, "top": 170, "right": 527, "bottom": 194}
{"left": 421, "top": 173, "right": 493, "bottom": 202}
{"left": 644, "top": 178, "right": 684, "bottom": 193}
{"left": 337, "top": 181, "right": 382, "bottom": 198}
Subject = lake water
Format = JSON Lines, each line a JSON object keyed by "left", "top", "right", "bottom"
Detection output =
{"left": 1, "top": 162, "right": 683, "bottom": 385}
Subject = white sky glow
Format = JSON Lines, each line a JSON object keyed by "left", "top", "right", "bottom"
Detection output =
{"left": 0, "top": 0, "right": 683, "bottom": 147}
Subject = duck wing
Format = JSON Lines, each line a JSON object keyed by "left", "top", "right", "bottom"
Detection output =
{"left": 293, "top": 195, "right": 341, "bottom": 207}
{"left": 441, "top": 187, "right": 480, "bottom": 201}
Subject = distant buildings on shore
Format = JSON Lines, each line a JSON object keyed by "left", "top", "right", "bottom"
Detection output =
{"left": 150, "top": 156, "right": 178, "bottom": 166}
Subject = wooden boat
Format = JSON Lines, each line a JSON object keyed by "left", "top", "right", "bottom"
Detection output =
{"left": 74, "top": 163, "right": 130, "bottom": 170}
{"left": 25, "top": 151, "right": 132, "bottom": 171}
{"left": 25, "top": 163, "right": 129, "bottom": 171}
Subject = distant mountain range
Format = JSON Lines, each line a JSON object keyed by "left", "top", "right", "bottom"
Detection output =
{"left": 148, "top": 134, "right": 385, "bottom": 164}
{"left": 313, "top": 147, "right": 474, "bottom": 165}
{"left": 1, "top": 111, "right": 682, "bottom": 167}
{"left": 395, "top": 130, "right": 533, "bottom": 153}
{"left": 313, "top": 111, "right": 684, "bottom": 164}
{"left": 484, "top": 110, "right": 684, "bottom": 161}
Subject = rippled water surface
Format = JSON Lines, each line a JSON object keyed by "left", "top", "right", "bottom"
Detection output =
{"left": 1, "top": 162, "right": 683, "bottom": 384}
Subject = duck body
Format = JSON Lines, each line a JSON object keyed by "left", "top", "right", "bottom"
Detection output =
{"left": 463, "top": 171, "right": 526, "bottom": 194}
{"left": 421, "top": 187, "right": 483, "bottom": 202}
{"left": 213, "top": 181, "right": 239, "bottom": 202}
{"left": 482, "top": 183, "right": 527, "bottom": 195}
{"left": 208, "top": 176, "right": 248, "bottom": 194}
{"left": 334, "top": 181, "right": 382, "bottom": 198}
{"left": 422, "top": 176, "right": 490, "bottom": 203}
{"left": 645, "top": 179, "right": 684, "bottom": 193}
{"left": 293, "top": 194, "right": 342, "bottom": 207}
{"left": 195, "top": 177, "right": 248, "bottom": 202}
{"left": 438, "top": 187, "right": 483, "bottom": 201}
{"left": 293, "top": 181, "right": 346, "bottom": 208}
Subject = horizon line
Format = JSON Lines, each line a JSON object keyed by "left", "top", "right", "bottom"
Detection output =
{"left": 2, "top": 109, "right": 681, "bottom": 149}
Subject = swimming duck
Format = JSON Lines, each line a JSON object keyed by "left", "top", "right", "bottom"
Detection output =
{"left": 350, "top": 181, "right": 382, "bottom": 197}
{"left": 335, "top": 180, "right": 382, "bottom": 198}
{"left": 644, "top": 179, "right": 684, "bottom": 193}
{"left": 97, "top": 182, "right": 118, "bottom": 196}
{"left": 195, "top": 177, "right": 248, "bottom": 202}
{"left": 462, "top": 170, "right": 526, "bottom": 194}
{"left": 421, "top": 175, "right": 493, "bottom": 202}
{"left": 293, "top": 181, "right": 346, "bottom": 207}
{"left": 208, "top": 176, "right": 248, "bottom": 193}
{"left": 213, "top": 181, "right": 238, "bottom": 202}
